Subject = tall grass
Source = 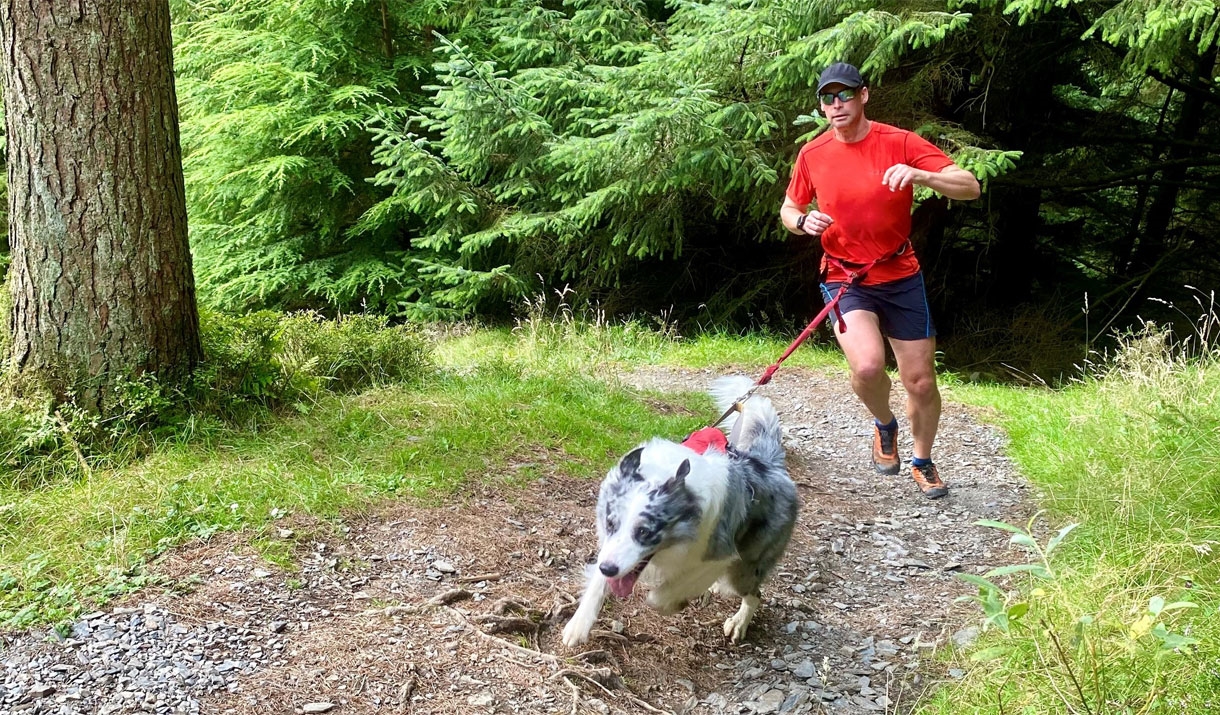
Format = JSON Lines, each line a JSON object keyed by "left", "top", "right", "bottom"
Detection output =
{"left": 437, "top": 287, "right": 846, "bottom": 376}
{"left": 928, "top": 309, "right": 1220, "bottom": 713}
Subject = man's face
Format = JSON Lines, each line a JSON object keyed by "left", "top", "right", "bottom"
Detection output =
{"left": 819, "top": 83, "right": 868, "bottom": 129}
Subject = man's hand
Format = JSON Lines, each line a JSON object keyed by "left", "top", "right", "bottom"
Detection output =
{"left": 800, "top": 210, "right": 834, "bottom": 236}
{"left": 780, "top": 195, "right": 834, "bottom": 236}
{"left": 882, "top": 163, "right": 929, "bottom": 192}
{"left": 883, "top": 163, "right": 981, "bottom": 200}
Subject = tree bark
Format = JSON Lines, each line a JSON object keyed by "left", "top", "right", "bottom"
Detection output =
{"left": 0, "top": 0, "right": 201, "bottom": 411}
{"left": 1127, "top": 46, "right": 1219, "bottom": 276}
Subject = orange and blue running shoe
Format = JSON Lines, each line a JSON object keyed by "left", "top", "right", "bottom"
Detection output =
{"left": 911, "top": 461, "right": 949, "bottom": 499}
{"left": 871, "top": 422, "right": 900, "bottom": 475}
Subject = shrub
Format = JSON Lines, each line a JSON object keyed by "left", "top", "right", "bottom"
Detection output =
{"left": 0, "top": 309, "right": 434, "bottom": 478}
{"left": 191, "top": 308, "right": 433, "bottom": 418}
{"left": 276, "top": 311, "right": 432, "bottom": 392}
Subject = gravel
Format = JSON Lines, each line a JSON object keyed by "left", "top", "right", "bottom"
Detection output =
{"left": 617, "top": 366, "right": 1031, "bottom": 713}
{"left": 0, "top": 364, "right": 1034, "bottom": 714}
{"left": 1, "top": 602, "right": 280, "bottom": 714}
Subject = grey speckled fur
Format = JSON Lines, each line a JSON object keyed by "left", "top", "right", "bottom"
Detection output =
{"left": 561, "top": 375, "right": 799, "bottom": 647}
{"left": 705, "top": 376, "right": 799, "bottom": 597}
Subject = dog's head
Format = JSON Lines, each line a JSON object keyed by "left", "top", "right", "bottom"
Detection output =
{"left": 594, "top": 442, "right": 702, "bottom": 598}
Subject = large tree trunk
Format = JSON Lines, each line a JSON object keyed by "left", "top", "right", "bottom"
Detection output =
{"left": 0, "top": 1, "right": 201, "bottom": 411}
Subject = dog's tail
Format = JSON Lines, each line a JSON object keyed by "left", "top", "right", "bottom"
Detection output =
{"left": 710, "top": 376, "right": 785, "bottom": 464}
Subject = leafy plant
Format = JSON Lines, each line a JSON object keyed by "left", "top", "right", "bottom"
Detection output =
{"left": 950, "top": 512, "right": 1202, "bottom": 713}
{"left": 0, "top": 309, "right": 434, "bottom": 483}
{"left": 190, "top": 309, "right": 434, "bottom": 418}
{"left": 954, "top": 512, "right": 1077, "bottom": 636}
{"left": 173, "top": 0, "right": 484, "bottom": 314}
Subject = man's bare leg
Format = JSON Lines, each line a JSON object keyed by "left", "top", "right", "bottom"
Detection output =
{"left": 888, "top": 336, "right": 940, "bottom": 460}
{"left": 832, "top": 309, "right": 896, "bottom": 424}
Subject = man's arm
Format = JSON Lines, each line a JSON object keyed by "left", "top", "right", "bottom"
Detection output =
{"left": 780, "top": 195, "right": 834, "bottom": 236}
{"left": 882, "top": 164, "right": 981, "bottom": 200}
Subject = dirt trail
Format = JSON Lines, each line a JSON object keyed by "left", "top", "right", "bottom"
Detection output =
{"left": 3, "top": 366, "right": 1034, "bottom": 715}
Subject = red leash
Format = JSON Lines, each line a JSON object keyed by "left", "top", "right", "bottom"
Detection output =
{"left": 709, "top": 256, "right": 881, "bottom": 432}
{"left": 755, "top": 279, "right": 853, "bottom": 386}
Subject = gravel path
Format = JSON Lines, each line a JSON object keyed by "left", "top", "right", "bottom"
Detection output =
{"left": 0, "top": 366, "right": 1033, "bottom": 714}
{"left": 617, "top": 366, "right": 1031, "bottom": 713}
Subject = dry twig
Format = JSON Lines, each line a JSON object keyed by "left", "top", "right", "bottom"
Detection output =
{"left": 397, "top": 674, "right": 416, "bottom": 713}
{"left": 440, "top": 605, "right": 566, "bottom": 666}
{"left": 491, "top": 597, "right": 533, "bottom": 615}
{"left": 552, "top": 668, "right": 616, "bottom": 697}
{"left": 476, "top": 615, "right": 540, "bottom": 635}
{"left": 362, "top": 588, "right": 473, "bottom": 617}
{"left": 562, "top": 675, "right": 582, "bottom": 715}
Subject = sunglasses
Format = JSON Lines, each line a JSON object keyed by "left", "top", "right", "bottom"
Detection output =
{"left": 819, "top": 88, "right": 859, "bottom": 105}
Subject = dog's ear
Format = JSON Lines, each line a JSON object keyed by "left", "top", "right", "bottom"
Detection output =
{"left": 618, "top": 447, "right": 644, "bottom": 480}
{"left": 658, "top": 459, "right": 690, "bottom": 494}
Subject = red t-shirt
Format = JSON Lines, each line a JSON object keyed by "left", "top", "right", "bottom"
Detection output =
{"left": 786, "top": 122, "right": 955, "bottom": 285}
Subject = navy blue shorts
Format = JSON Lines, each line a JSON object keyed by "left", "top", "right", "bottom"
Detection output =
{"left": 820, "top": 272, "right": 936, "bottom": 341}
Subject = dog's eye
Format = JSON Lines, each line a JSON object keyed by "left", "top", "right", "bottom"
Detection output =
{"left": 606, "top": 515, "right": 619, "bottom": 535}
{"left": 633, "top": 524, "right": 655, "bottom": 544}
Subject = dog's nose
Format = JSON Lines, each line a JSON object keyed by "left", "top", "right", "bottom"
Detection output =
{"left": 599, "top": 563, "right": 619, "bottom": 578}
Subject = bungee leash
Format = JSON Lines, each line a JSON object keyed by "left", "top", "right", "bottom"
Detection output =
{"left": 709, "top": 245, "right": 905, "bottom": 440}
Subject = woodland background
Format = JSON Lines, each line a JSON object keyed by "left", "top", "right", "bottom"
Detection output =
{"left": 0, "top": 4, "right": 1215, "bottom": 711}
{"left": 5, "top": 0, "right": 1210, "bottom": 380}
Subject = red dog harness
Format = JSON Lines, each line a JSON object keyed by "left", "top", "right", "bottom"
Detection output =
{"left": 681, "top": 426, "right": 728, "bottom": 454}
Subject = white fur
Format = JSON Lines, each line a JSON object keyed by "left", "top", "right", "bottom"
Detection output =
{"left": 562, "top": 376, "right": 795, "bottom": 649}
{"left": 724, "top": 595, "right": 761, "bottom": 641}
{"left": 562, "top": 441, "right": 757, "bottom": 647}
{"left": 562, "top": 567, "right": 608, "bottom": 647}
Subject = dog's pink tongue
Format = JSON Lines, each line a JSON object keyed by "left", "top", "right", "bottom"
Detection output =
{"left": 608, "top": 572, "right": 639, "bottom": 598}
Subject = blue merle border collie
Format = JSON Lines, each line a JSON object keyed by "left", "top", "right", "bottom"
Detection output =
{"left": 561, "top": 376, "right": 798, "bottom": 647}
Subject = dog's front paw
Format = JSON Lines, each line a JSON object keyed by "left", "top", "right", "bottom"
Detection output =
{"left": 723, "top": 612, "right": 751, "bottom": 642}
{"left": 723, "top": 595, "right": 760, "bottom": 643}
{"left": 561, "top": 615, "right": 593, "bottom": 648}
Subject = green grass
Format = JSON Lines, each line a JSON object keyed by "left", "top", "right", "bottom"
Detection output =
{"left": 926, "top": 333, "right": 1220, "bottom": 714}
{"left": 0, "top": 358, "right": 709, "bottom": 629}
{"left": 437, "top": 322, "right": 846, "bottom": 375}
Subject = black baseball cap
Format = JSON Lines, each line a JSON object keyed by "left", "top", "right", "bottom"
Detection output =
{"left": 816, "top": 62, "right": 865, "bottom": 93}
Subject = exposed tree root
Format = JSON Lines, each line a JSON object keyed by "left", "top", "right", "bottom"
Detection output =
{"left": 365, "top": 588, "right": 672, "bottom": 715}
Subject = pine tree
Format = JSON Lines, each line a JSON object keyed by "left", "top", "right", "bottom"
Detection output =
{"left": 359, "top": 0, "right": 1017, "bottom": 319}
{"left": 2, "top": 0, "right": 201, "bottom": 411}
{"left": 173, "top": 0, "right": 482, "bottom": 314}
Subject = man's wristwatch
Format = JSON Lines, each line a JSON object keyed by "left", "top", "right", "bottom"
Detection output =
{"left": 796, "top": 214, "right": 807, "bottom": 231}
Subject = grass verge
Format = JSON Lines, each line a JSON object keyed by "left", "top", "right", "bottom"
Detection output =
{"left": 927, "top": 325, "right": 1220, "bottom": 713}
{"left": 0, "top": 358, "right": 709, "bottom": 630}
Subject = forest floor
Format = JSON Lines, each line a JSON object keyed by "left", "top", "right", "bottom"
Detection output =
{"left": 3, "top": 366, "right": 1034, "bottom": 715}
